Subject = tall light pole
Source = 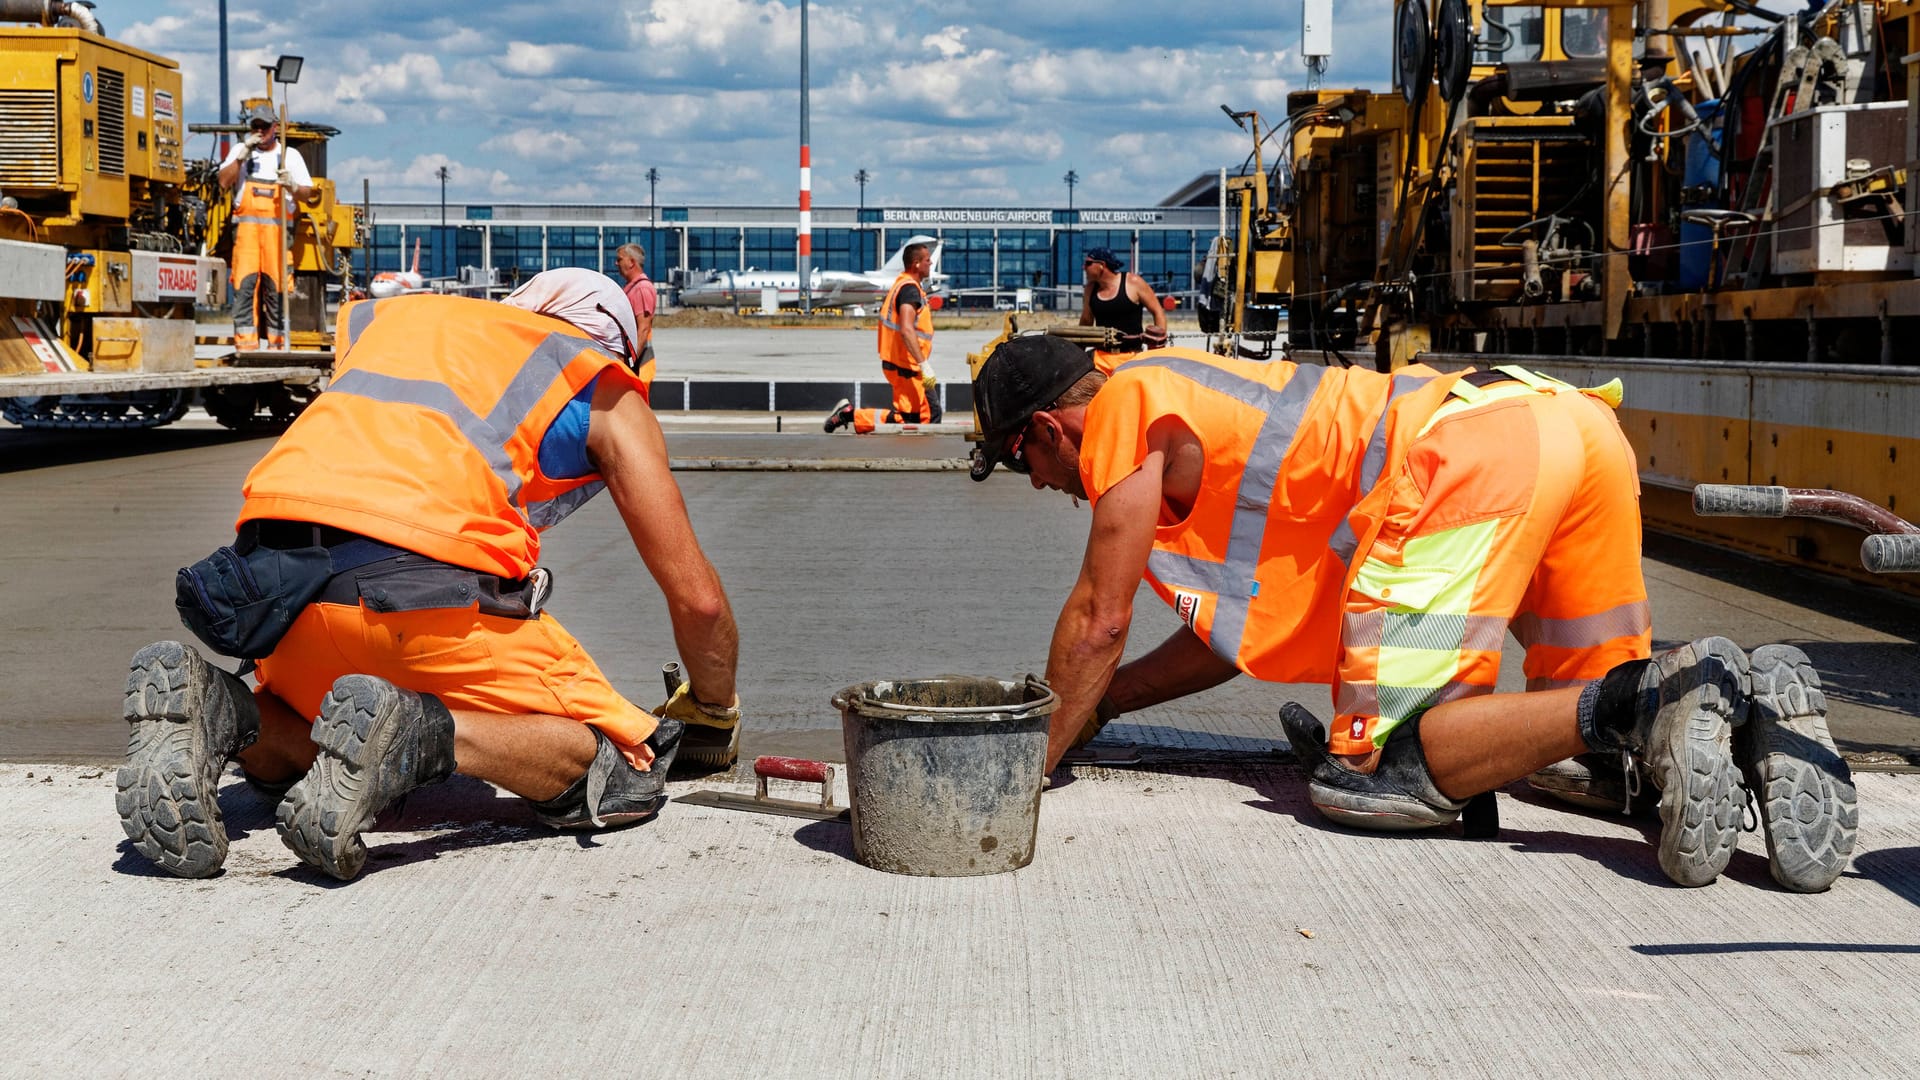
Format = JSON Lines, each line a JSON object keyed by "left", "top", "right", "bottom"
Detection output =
{"left": 1062, "top": 169, "right": 1080, "bottom": 313}
{"left": 796, "top": 0, "right": 812, "bottom": 313}
{"left": 645, "top": 166, "right": 660, "bottom": 260}
{"left": 217, "top": 0, "right": 230, "bottom": 157}
{"left": 855, "top": 168, "right": 870, "bottom": 267}
{"left": 436, "top": 165, "right": 450, "bottom": 279}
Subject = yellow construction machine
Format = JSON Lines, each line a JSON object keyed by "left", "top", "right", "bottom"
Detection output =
{"left": 0, "top": 3, "right": 346, "bottom": 430}
{"left": 1207, "top": 0, "right": 1920, "bottom": 592}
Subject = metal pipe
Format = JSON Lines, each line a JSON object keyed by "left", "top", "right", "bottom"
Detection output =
{"left": 0, "top": 0, "right": 101, "bottom": 32}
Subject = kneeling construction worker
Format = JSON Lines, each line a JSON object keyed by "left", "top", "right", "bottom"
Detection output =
{"left": 218, "top": 104, "right": 315, "bottom": 351}
{"left": 117, "top": 268, "right": 741, "bottom": 881}
{"left": 824, "top": 240, "right": 941, "bottom": 432}
{"left": 968, "top": 338, "right": 1857, "bottom": 892}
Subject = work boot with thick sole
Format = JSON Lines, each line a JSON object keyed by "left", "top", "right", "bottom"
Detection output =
{"left": 276, "top": 675, "right": 457, "bottom": 881}
{"left": 1740, "top": 644, "right": 1857, "bottom": 892}
{"left": 531, "top": 720, "right": 683, "bottom": 830}
{"left": 1526, "top": 752, "right": 1651, "bottom": 815}
{"left": 117, "top": 641, "right": 261, "bottom": 878}
{"left": 823, "top": 398, "right": 854, "bottom": 433}
{"left": 1632, "top": 636, "right": 1751, "bottom": 887}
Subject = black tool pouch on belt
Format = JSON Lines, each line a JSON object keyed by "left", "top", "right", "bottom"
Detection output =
{"left": 173, "top": 539, "right": 334, "bottom": 662}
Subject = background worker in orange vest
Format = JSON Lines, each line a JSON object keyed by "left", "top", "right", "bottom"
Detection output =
{"left": 967, "top": 336, "right": 1855, "bottom": 892}
{"left": 218, "top": 105, "right": 315, "bottom": 351}
{"left": 117, "top": 268, "right": 740, "bottom": 882}
{"left": 824, "top": 241, "right": 941, "bottom": 432}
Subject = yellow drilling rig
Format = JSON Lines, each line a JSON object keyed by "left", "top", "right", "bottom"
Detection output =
{"left": 0, "top": 1, "right": 359, "bottom": 431}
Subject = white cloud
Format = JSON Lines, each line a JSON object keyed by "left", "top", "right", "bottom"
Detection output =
{"left": 481, "top": 129, "right": 589, "bottom": 161}
{"left": 103, "top": 0, "right": 1372, "bottom": 206}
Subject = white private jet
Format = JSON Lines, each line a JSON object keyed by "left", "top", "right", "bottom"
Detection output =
{"left": 676, "top": 235, "right": 946, "bottom": 309}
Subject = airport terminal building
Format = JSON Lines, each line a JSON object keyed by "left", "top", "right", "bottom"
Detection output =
{"left": 364, "top": 201, "right": 1223, "bottom": 309}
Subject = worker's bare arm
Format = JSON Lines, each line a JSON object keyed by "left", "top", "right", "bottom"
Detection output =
{"left": 1042, "top": 454, "right": 1163, "bottom": 770}
{"left": 1079, "top": 282, "right": 1096, "bottom": 326}
{"left": 1108, "top": 625, "right": 1238, "bottom": 713}
{"left": 1133, "top": 276, "right": 1168, "bottom": 332}
{"left": 587, "top": 377, "right": 739, "bottom": 706}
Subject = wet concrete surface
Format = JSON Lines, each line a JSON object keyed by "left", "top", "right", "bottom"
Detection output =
{"left": 2, "top": 423, "right": 1916, "bottom": 765}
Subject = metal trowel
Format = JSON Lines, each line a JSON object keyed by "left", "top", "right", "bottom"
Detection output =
{"left": 677, "top": 755, "right": 851, "bottom": 823}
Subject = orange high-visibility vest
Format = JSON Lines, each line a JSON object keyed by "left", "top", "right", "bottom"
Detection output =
{"left": 876, "top": 272, "right": 933, "bottom": 375}
{"left": 1078, "top": 347, "right": 1466, "bottom": 683}
{"left": 239, "top": 294, "right": 648, "bottom": 578}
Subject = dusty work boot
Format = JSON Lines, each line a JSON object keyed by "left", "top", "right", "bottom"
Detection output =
{"left": 1740, "top": 644, "right": 1857, "bottom": 892}
{"left": 275, "top": 675, "right": 457, "bottom": 881}
{"left": 823, "top": 398, "right": 855, "bottom": 433}
{"left": 1526, "top": 752, "right": 1650, "bottom": 815}
{"left": 530, "top": 720, "right": 683, "bottom": 830}
{"left": 1580, "top": 636, "right": 1750, "bottom": 887}
{"left": 1280, "top": 703, "right": 1466, "bottom": 831}
{"left": 116, "top": 641, "right": 261, "bottom": 878}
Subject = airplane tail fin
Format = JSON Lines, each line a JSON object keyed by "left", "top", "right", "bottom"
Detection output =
{"left": 409, "top": 238, "right": 421, "bottom": 276}
{"left": 879, "top": 234, "right": 941, "bottom": 275}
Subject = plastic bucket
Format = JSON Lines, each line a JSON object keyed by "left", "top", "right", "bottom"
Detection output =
{"left": 833, "top": 675, "right": 1056, "bottom": 877}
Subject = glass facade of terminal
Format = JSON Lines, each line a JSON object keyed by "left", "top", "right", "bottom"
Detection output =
{"left": 365, "top": 212, "right": 1217, "bottom": 309}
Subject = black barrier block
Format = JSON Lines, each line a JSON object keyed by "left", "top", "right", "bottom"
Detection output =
{"left": 858, "top": 381, "right": 893, "bottom": 407}
{"left": 944, "top": 383, "right": 974, "bottom": 411}
{"left": 650, "top": 381, "right": 687, "bottom": 411}
{"left": 688, "top": 381, "right": 770, "bottom": 411}
{"left": 773, "top": 382, "right": 859, "bottom": 411}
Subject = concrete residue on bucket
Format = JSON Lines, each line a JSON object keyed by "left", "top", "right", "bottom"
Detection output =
{"left": 833, "top": 675, "right": 1055, "bottom": 877}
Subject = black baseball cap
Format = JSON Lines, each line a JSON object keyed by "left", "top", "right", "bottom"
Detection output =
{"left": 968, "top": 334, "right": 1095, "bottom": 481}
{"left": 1083, "top": 247, "right": 1124, "bottom": 271}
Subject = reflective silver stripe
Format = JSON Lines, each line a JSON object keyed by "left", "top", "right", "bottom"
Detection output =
{"left": 1140, "top": 358, "right": 1330, "bottom": 661}
{"left": 526, "top": 480, "right": 605, "bottom": 529}
{"left": 345, "top": 300, "right": 380, "bottom": 350}
{"left": 1509, "top": 599, "right": 1651, "bottom": 650}
{"left": 233, "top": 215, "right": 279, "bottom": 225}
{"left": 1342, "top": 611, "right": 1509, "bottom": 653}
{"left": 1336, "top": 678, "right": 1487, "bottom": 721}
{"left": 325, "top": 331, "right": 585, "bottom": 513}
{"left": 1327, "top": 373, "right": 1436, "bottom": 565}
{"left": 877, "top": 314, "right": 934, "bottom": 343}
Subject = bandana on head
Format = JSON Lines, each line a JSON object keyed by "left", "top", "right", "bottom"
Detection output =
{"left": 501, "top": 267, "right": 641, "bottom": 367}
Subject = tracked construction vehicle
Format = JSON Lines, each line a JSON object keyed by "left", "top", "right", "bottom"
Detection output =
{"left": 0, "top": 2, "right": 353, "bottom": 431}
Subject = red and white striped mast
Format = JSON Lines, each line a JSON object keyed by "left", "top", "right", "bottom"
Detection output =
{"left": 797, "top": 0, "right": 812, "bottom": 313}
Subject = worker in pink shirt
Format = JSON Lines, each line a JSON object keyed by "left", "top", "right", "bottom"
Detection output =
{"left": 615, "top": 243, "right": 657, "bottom": 378}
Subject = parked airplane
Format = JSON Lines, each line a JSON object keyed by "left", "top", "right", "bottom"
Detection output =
{"left": 369, "top": 238, "right": 428, "bottom": 298}
{"left": 676, "top": 235, "right": 945, "bottom": 309}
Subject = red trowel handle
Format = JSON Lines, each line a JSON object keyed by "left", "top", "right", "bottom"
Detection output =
{"left": 753, "top": 756, "right": 832, "bottom": 784}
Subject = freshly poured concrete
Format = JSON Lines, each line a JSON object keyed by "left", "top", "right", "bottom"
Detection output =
{"left": 4, "top": 333, "right": 1920, "bottom": 1075}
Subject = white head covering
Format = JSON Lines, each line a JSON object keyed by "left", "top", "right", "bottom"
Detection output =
{"left": 501, "top": 267, "right": 640, "bottom": 367}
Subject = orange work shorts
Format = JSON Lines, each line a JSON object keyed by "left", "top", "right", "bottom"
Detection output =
{"left": 1330, "top": 385, "right": 1652, "bottom": 755}
{"left": 255, "top": 602, "right": 658, "bottom": 768}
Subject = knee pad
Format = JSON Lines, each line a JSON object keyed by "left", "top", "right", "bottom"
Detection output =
{"left": 529, "top": 720, "right": 682, "bottom": 831}
{"left": 1280, "top": 702, "right": 1466, "bottom": 832}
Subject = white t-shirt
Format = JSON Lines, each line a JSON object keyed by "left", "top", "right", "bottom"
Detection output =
{"left": 223, "top": 142, "right": 313, "bottom": 212}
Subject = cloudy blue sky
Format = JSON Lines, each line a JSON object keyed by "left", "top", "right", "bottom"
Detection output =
{"left": 110, "top": 0, "right": 1397, "bottom": 208}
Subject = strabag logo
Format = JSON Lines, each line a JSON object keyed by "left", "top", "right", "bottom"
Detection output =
{"left": 1173, "top": 589, "right": 1203, "bottom": 631}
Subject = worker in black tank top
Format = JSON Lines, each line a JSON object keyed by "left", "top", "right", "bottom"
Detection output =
{"left": 1079, "top": 247, "right": 1168, "bottom": 352}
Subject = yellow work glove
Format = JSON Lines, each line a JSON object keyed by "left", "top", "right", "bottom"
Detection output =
{"left": 921, "top": 373, "right": 938, "bottom": 396}
{"left": 655, "top": 680, "right": 740, "bottom": 731}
